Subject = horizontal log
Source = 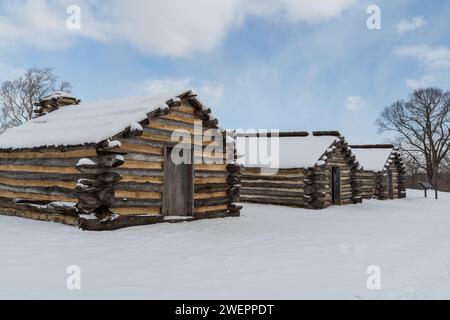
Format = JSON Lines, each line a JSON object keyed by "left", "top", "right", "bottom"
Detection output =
{"left": 242, "top": 181, "right": 305, "bottom": 189}
{"left": 0, "top": 189, "right": 77, "bottom": 203}
{"left": 121, "top": 175, "right": 163, "bottom": 184}
{"left": 152, "top": 116, "right": 199, "bottom": 131}
{"left": 118, "top": 143, "right": 163, "bottom": 155}
{"left": 194, "top": 197, "right": 230, "bottom": 207}
{"left": 194, "top": 184, "right": 229, "bottom": 193}
{"left": 241, "top": 175, "right": 303, "bottom": 182}
{"left": 0, "top": 164, "right": 79, "bottom": 174}
{"left": 0, "top": 199, "right": 77, "bottom": 215}
{"left": 120, "top": 136, "right": 166, "bottom": 149}
{"left": 195, "top": 191, "right": 228, "bottom": 200}
{"left": 242, "top": 167, "right": 305, "bottom": 176}
{"left": 79, "top": 215, "right": 164, "bottom": 231}
{"left": 148, "top": 120, "right": 196, "bottom": 135}
{"left": 195, "top": 177, "right": 228, "bottom": 185}
{"left": 173, "top": 104, "right": 197, "bottom": 115}
{"left": 110, "top": 207, "right": 161, "bottom": 216}
{"left": 313, "top": 131, "right": 340, "bottom": 137}
{"left": 123, "top": 153, "right": 164, "bottom": 162}
{"left": 0, "top": 171, "right": 82, "bottom": 182}
{"left": 195, "top": 172, "right": 229, "bottom": 178}
{"left": 0, "top": 149, "right": 96, "bottom": 159}
{"left": 236, "top": 131, "right": 309, "bottom": 138}
{"left": 0, "top": 176, "right": 76, "bottom": 189}
{"left": 194, "top": 204, "right": 228, "bottom": 214}
{"left": 0, "top": 157, "right": 82, "bottom": 167}
{"left": 142, "top": 126, "right": 176, "bottom": 139}
{"left": 114, "top": 182, "right": 162, "bottom": 192}
{"left": 121, "top": 160, "right": 163, "bottom": 170}
{"left": 113, "top": 168, "right": 164, "bottom": 177}
{"left": 137, "top": 131, "right": 172, "bottom": 144}
{"left": 194, "top": 164, "right": 227, "bottom": 172}
{"left": 240, "top": 196, "right": 305, "bottom": 207}
{"left": 0, "top": 206, "right": 79, "bottom": 226}
{"left": 160, "top": 113, "right": 196, "bottom": 125}
{"left": 111, "top": 199, "right": 162, "bottom": 207}
{"left": 241, "top": 187, "right": 303, "bottom": 197}
{"left": 0, "top": 183, "right": 77, "bottom": 198}
{"left": 115, "top": 190, "right": 161, "bottom": 200}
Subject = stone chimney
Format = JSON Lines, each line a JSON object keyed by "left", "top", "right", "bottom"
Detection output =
{"left": 34, "top": 91, "right": 81, "bottom": 117}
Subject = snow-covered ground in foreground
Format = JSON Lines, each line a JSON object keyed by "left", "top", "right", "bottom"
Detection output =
{"left": 1, "top": 189, "right": 450, "bottom": 300}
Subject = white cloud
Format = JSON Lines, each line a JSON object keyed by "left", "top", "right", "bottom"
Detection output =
{"left": 405, "top": 75, "right": 434, "bottom": 90}
{"left": 143, "top": 78, "right": 225, "bottom": 99}
{"left": 0, "top": 0, "right": 359, "bottom": 57}
{"left": 246, "top": 0, "right": 358, "bottom": 23}
{"left": 395, "top": 16, "right": 426, "bottom": 34}
{"left": 0, "top": 0, "right": 108, "bottom": 51}
{"left": 345, "top": 96, "right": 366, "bottom": 112}
{"left": 393, "top": 45, "right": 450, "bottom": 68}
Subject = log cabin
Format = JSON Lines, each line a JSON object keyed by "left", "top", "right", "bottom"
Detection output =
{"left": 235, "top": 131, "right": 362, "bottom": 209}
{"left": 351, "top": 144, "right": 406, "bottom": 200}
{"left": 0, "top": 90, "right": 241, "bottom": 231}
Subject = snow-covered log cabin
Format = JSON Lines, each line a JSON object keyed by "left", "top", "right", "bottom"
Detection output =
{"left": 235, "top": 131, "right": 362, "bottom": 209}
{"left": 351, "top": 144, "right": 406, "bottom": 200}
{"left": 0, "top": 90, "right": 241, "bottom": 230}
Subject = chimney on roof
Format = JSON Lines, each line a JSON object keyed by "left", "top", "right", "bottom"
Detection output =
{"left": 34, "top": 91, "right": 81, "bottom": 117}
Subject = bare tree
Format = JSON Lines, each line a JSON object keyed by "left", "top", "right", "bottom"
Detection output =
{"left": 377, "top": 88, "right": 450, "bottom": 186}
{"left": 0, "top": 68, "right": 71, "bottom": 132}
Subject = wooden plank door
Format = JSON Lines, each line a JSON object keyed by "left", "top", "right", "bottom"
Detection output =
{"left": 331, "top": 167, "right": 341, "bottom": 205}
{"left": 388, "top": 170, "right": 394, "bottom": 199}
{"left": 162, "top": 147, "right": 193, "bottom": 216}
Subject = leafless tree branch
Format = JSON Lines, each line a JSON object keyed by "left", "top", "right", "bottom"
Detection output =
{"left": 0, "top": 67, "right": 72, "bottom": 133}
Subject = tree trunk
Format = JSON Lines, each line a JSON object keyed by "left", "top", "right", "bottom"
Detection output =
{"left": 430, "top": 164, "right": 439, "bottom": 187}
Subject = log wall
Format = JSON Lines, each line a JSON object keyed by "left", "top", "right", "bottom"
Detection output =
{"left": 354, "top": 150, "right": 407, "bottom": 201}
{"left": 240, "top": 137, "right": 361, "bottom": 209}
{"left": 0, "top": 146, "right": 96, "bottom": 221}
{"left": 0, "top": 95, "right": 241, "bottom": 230}
{"left": 307, "top": 140, "right": 360, "bottom": 209}
{"left": 354, "top": 170, "right": 376, "bottom": 200}
{"left": 240, "top": 168, "right": 306, "bottom": 207}
{"left": 106, "top": 101, "right": 239, "bottom": 219}
{"left": 0, "top": 147, "right": 97, "bottom": 203}
{"left": 374, "top": 153, "right": 407, "bottom": 200}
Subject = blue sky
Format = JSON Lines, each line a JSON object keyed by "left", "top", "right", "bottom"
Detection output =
{"left": 1, "top": 0, "right": 449, "bottom": 143}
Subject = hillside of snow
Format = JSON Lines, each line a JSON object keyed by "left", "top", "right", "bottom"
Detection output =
{"left": 1, "top": 189, "right": 450, "bottom": 300}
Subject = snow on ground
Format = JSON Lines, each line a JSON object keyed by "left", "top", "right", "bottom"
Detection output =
{"left": 1, "top": 189, "right": 450, "bottom": 300}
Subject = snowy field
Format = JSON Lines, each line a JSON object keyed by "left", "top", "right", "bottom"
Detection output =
{"left": 1, "top": 189, "right": 450, "bottom": 300}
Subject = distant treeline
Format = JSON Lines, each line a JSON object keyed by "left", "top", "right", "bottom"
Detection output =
{"left": 406, "top": 174, "right": 450, "bottom": 192}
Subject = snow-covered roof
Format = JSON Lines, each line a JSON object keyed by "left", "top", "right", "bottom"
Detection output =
{"left": 42, "top": 91, "right": 78, "bottom": 101}
{"left": 351, "top": 147, "right": 394, "bottom": 171}
{"left": 236, "top": 134, "right": 340, "bottom": 169}
{"left": 0, "top": 90, "right": 190, "bottom": 150}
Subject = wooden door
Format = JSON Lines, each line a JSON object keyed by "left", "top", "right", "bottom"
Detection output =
{"left": 388, "top": 170, "right": 394, "bottom": 199}
{"left": 331, "top": 167, "right": 341, "bottom": 205}
{"left": 162, "top": 147, "right": 193, "bottom": 216}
